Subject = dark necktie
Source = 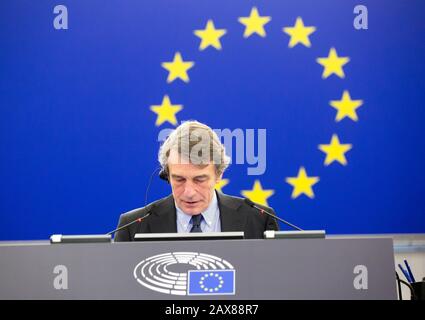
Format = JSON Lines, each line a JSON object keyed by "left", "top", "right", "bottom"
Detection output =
{"left": 190, "top": 214, "right": 203, "bottom": 233}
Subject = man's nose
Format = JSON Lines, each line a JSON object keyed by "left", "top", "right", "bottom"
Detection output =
{"left": 182, "top": 181, "right": 196, "bottom": 198}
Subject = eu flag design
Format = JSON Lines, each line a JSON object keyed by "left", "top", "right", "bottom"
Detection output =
{"left": 188, "top": 270, "right": 235, "bottom": 295}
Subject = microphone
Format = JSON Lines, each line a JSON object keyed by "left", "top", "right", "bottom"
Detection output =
{"left": 244, "top": 198, "right": 303, "bottom": 231}
{"left": 145, "top": 167, "right": 162, "bottom": 206}
{"left": 108, "top": 166, "right": 163, "bottom": 237}
{"left": 106, "top": 206, "right": 155, "bottom": 235}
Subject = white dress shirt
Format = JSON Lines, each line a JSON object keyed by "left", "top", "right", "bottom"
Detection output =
{"left": 176, "top": 192, "right": 221, "bottom": 233}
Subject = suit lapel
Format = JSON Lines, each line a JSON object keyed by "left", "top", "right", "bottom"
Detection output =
{"left": 148, "top": 194, "right": 178, "bottom": 233}
{"left": 217, "top": 191, "right": 246, "bottom": 232}
{"left": 146, "top": 192, "right": 245, "bottom": 233}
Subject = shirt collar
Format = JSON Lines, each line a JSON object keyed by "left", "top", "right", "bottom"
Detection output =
{"left": 175, "top": 191, "right": 219, "bottom": 228}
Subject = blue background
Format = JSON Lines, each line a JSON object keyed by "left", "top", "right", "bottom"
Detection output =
{"left": 0, "top": 1, "right": 424, "bottom": 240}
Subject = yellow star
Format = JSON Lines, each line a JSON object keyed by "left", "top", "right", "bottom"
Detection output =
{"left": 330, "top": 90, "right": 364, "bottom": 122}
{"left": 318, "top": 134, "right": 353, "bottom": 166}
{"left": 282, "top": 17, "right": 316, "bottom": 48}
{"left": 285, "top": 167, "right": 319, "bottom": 199}
{"left": 161, "top": 52, "right": 194, "bottom": 83}
{"left": 194, "top": 20, "right": 227, "bottom": 50}
{"left": 215, "top": 178, "right": 229, "bottom": 193}
{"left": 316, "top": 48, "right": 350, "bottom": 79}
{"left": 241, "top": 180, "right": 275, "bottom": 206}
{"left": 150, "top": 95, "right": 182, "bottom": 126}
{"left": 238, "top": 7, "right": 271, "bottom": 38}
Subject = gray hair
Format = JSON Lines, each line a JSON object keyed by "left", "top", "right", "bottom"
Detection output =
{"left": 158, "top": 121, "right": 230, "bottom": 177}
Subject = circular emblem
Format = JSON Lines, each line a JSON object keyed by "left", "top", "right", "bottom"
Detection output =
{"left": 133, "top": 252, "right": 235, "bottom": 296}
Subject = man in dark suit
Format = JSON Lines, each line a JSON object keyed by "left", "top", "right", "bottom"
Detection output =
{"left": 114, "top": 121, "right": 279, "bottom": 241}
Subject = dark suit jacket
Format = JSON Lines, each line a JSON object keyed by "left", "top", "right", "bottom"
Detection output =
{"left": 114, "top": 191, "right": 279, "bottom": 241}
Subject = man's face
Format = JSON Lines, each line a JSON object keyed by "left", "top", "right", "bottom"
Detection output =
{"left": 167, "top": 149, "right": 221, "bottom": 215}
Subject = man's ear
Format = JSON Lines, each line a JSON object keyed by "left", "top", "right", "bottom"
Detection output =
{"left": 216, "top": 173, "right": 223, "bottom": 184}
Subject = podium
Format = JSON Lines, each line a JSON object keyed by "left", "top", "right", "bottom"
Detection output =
{"left": 0, "top": 238, "right": 396, "bottom": 299}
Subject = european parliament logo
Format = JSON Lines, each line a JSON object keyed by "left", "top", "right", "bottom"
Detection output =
{"left": 133, "top": 252, "right": 236, "bottom": 296}
{"left": 188, "top": 270, "right": 235, "bottom": 295}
